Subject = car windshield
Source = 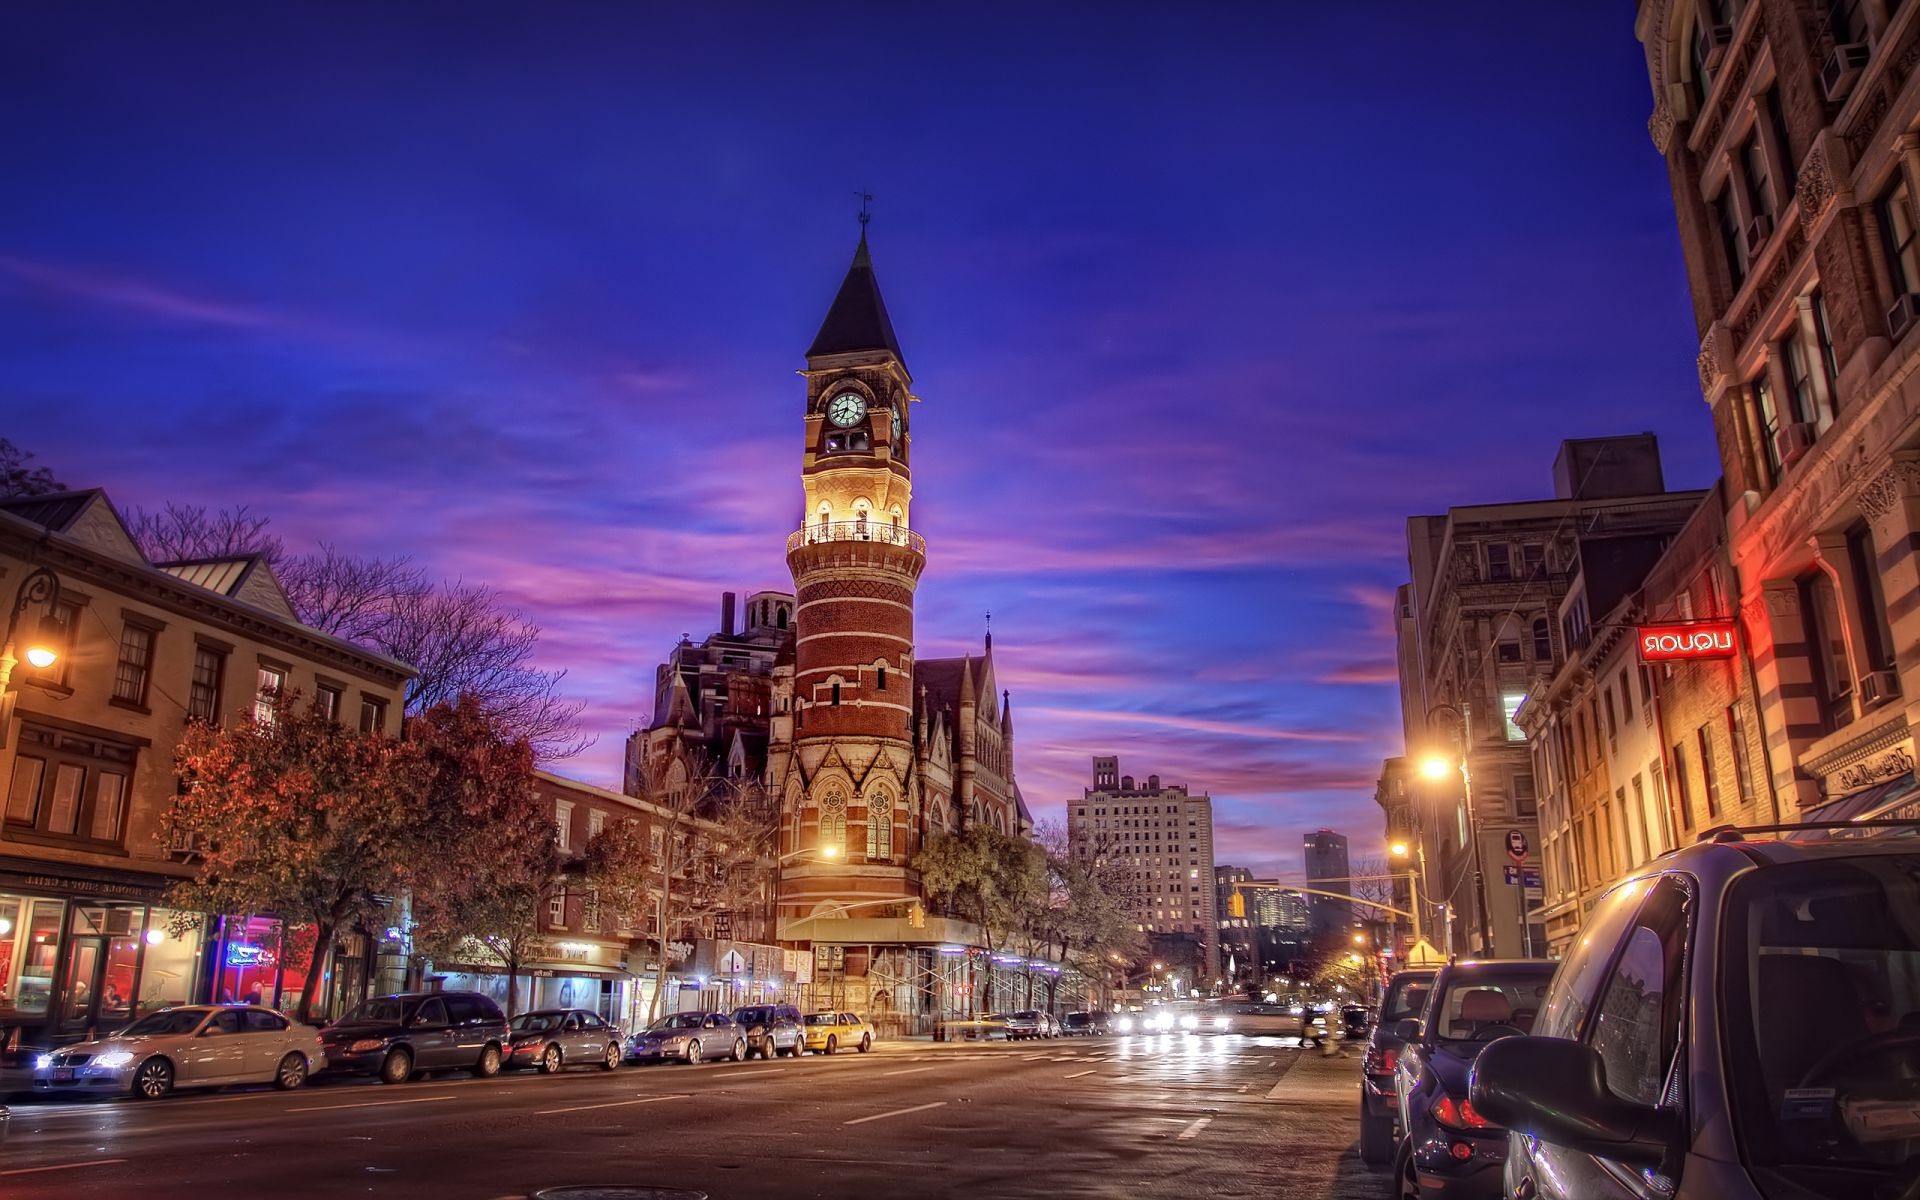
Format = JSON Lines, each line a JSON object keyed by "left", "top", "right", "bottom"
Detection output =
{"left": 1381, "top": 976, "right": 1433, "bottom": 1023}
{"left": 119, "top": 1009, "right": 209, "bottom": 1037}
{"left": 342, "top": 998, "right": 407, "bottom": 1024}
{"left": 648, "top": 1014, "right": 703, "bottom": 1032}
{"left": 735, "top": 1007, "right": 771, "bottom": 1024}
{"left": 804, "top": 1013, "right": 838, "bottom": 1026}
{"left": 1012, "top": 1011, "right": 1040, "bottom": 1020}
{"left": 510, "top": 1013, "right": 562, "bottom": 1032}
{"left": 1429, "top": 967, "right": 1554, "bottom": 1042}
{"left": 1724, "top": 853, "right": 1920, "bottom": 1194}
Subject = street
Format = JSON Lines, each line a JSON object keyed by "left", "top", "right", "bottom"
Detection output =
{"left": 0, "top": 1035, "right": 1384, "bottom": 1199}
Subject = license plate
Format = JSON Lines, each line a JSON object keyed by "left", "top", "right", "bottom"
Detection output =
{"left": 53, "top": 1067, "right": 74, "bottom": 1082}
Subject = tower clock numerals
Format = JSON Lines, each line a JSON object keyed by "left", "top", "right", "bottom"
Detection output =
{"left": 891, "top": 404, "right": 902, "bottom": 448}
{"left": 827, "top": 392, "right": 869, "bottom": 428}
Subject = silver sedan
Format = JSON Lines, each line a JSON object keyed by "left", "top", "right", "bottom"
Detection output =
{"left": 32, "top": 1005, "right": 326, "bottom": 1099}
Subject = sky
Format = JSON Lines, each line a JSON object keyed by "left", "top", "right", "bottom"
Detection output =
{"left": 0, "top": 2, "right": 1717, "bottom": 879}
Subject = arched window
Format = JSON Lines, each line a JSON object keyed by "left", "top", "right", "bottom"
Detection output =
{"left": 778, "top": 606, "right": 789, "bottom": 629}
{"left": 876, "top": 663, "right": 888, "bottom": 691}
{"left": 820, "top": 788, "right": 847, "bottom": 857}
{"left": 866, "top": 789, "right": 894, "bottom": 862}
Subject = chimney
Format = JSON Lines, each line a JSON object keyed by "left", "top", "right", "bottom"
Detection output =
{"left": 721, "top": 592, "right": 737, "bottom": 637}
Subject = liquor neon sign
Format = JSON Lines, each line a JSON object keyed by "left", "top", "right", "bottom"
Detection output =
{"left": 1638, "top": 622, "right": 1737, "bottom": 662}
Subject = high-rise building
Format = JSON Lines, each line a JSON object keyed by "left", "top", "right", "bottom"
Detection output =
{"left": 1069, "top": 757, "right": 1219, "bottom": 979}
{"left": 1301, "top": 830, "right": 1352, "bottom": 937}
{"left": 1633, "top": 4, "right": 1920, "bottom": 831}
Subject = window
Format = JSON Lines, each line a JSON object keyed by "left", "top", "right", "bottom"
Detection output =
{"left": 866, "top": 790, "right": 894, "bottom": 861}
{"left": 1671, "top": 740, "right": 1695, "bottom": 832}
{"left": 820, "top": 790, "right": 847, "bottom": 857}
{"left": 255, "top": 665, "right": 286, "bottom": 725}
{"left": 1521, "top": 543, "right": 1545, "bottom": 577}
{"left": 1725, "top": 707, "right": 1756, "bottom": 809}
{"left": 1689, "top": 14, "right": 1716, "bottom": 109}
{"left": 316, "top": 683, "right": 342, "bottom": 722}
{"left": 1486, "top": 544, "right": 1512, "bottom": 581}
{"left": 1812, "top": 289, "right": 1840, "bottom": 388}
{"left": 1497, "top": 639, "right": 1522, "bottom": 664}
{"left": 589, "top": 809, "right": 606, "bottom": 842}
{"left": 1531, "top": 618, "right": 1551, "bottom": 661}
{"left": 1799, "top": 572, "right": 1853, "bottom": 731}
{"left": 359, "top": 695, "right": 387, "bottom": 734}
{"left": 113, "top": 623, "right": 154, "bottom": 706}
{"left": 876, "top": 665, "right": 887, "bottom": 691}
{"left": 831, "top": 682, "right": 841, "bottom": 706}
{"left": 1604, "top": 686, "right": 1619, "bottom": 750}
{"left": 555, "top": 800, "right": 574, "bottom": 852}
{"left": 1619, "top": 672, "right": 1635, "bottom": 723}
{"left": 548, "top": 893, "right": 566, "bottom": 927}
{"left": 3, "top": 723, "right": 137, "bottom": 847}
{"left": 1880, "top": 181, "right": 1920, "bottom": 299}
{"left": 1846, "top": 524, "right": 1896, "bottom": 674}
{"left": 1587, "top": 881, "right": 1688, "bottom": 1108}
{"left": 1631, "top": 775, "right": 1653, "bottom": 861}
{"left": 1640, "top": 665, "right": 1656, "bottom": 723}
{"left": 1502, "top": 691, "right": 1527, "bottom": 742}
{"left": 1780, "top": 331, "right": 1815, "bottom": 430}
{"left": 1512, "top": 772, "right": 1538, "bottom": 818}
{"left": 1718, "top": 190, "right": 1748, "bottom": 286}
{"left": 1756, "top": 372, "right": 1785, "bottom": 481}
{"left": 1742, "top": 126, "right": 1774, "bottom": 223}
{"left": 188, "top": 646, "right": 226, "bottom": 724}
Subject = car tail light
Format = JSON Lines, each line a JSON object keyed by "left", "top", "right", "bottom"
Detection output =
{"left": 1431, "top": 1094, "right": 1497, "bottom": 1131}
{"left": 1364, "top": 1045, "right": 1398, "bottom": 1076}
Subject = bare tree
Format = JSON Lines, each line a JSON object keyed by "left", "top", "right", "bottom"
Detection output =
{"left": 0, "top": 438, "right": 63, "bottom": 497}
{"left": 278, "top": 545, "right": 426, "bottom": 643}
{"left": 123, "top": 502, "right": 285, "bottom": 564}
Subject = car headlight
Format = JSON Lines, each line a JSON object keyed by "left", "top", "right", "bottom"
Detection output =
{"left": 1114, "top": 1017, "right": 1133, "bottom": 1032}
{"left": 348, "top": 1038, "right": 387, "bottom": 1053}
{"left": 35, "top": 1053, "right": 52, "bottom": 1070}
{"left": 1212, "top": 1016, "right": 1231, "bottom": 1030}
{"left": 94, "top": 1050, "right": 135, "bottom": 1069}
{"left": 1179, "top": 1015, "right": 1198, "bottom": 1030}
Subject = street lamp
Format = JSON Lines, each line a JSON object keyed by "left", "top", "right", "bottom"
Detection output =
{"left": 777, "top": 844, "right": 839, "bottom": 864}
{"left": 1422, "top": 701, "right": 1494, "bottom": 957}
{"left": 0, "top": 567, "right": 65, "bottom": 748}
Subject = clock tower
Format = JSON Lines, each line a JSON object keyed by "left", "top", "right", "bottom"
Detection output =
{"left": 777, "top": 232, "right": 925, "bottom": 927}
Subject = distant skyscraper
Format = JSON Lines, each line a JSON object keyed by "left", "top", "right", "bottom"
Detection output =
{"left": 1070, "top": 757, "right": 1219, "bottom": 978}
{"left": 1303, "top": 830, "right": 1352, "bottom": 937}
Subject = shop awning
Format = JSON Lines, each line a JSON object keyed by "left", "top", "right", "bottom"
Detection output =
{"left": 1789, "top": 772, "right": 1919, "bottom": 837}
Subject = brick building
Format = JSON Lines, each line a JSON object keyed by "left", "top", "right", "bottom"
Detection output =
{"left": 1068, "top": 757, "right": 1219, "bottom": 980}
{"left": 1636, "top": 0, "right": 1920, "bottom": 822}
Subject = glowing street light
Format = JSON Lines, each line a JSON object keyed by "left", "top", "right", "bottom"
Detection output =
{"left": 1418, "top": 755, "right": 1455, "bottom": 781}
{"left": 1, "top": 567, "right": 65, "bottom": 715}
{"left": 1389, "top": 840, "right": 1410, "bottom": 858}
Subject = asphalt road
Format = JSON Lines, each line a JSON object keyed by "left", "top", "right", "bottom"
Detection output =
{"left": 0, "top": 1035, "right": 1390, "bottom": 1199}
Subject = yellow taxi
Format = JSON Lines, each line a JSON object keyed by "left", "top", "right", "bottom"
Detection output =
{"left": 801, "top": 1010, "right": 873, "bottom": 1055}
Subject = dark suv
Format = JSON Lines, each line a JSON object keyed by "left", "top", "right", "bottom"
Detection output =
{"left": 1360, "top": 968, "right": 1435, "bottom": 1164}
{"left": 731, "top": 1003, "right": 804, "bottom": 1059}
{"left": 318, "top": 991, "right": 510, "bottom": 1085}
{"left": 1393, "top": 959, "right": 1555, "bottom": 1198}
{"left": 1473, "top": 828, "right": 1920, "bottom": 1200}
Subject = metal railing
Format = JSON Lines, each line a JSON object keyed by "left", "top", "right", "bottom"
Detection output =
{"left": 787, "top": 521, "right": 925, "bottom": 555}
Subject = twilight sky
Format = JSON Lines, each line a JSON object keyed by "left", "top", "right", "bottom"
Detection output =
{"left": 0, "top": 3, "right": 1717, "bottom": 879}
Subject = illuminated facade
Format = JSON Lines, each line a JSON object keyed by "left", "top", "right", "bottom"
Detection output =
{"left": 1067, "top": 757, "right": 1218, "bottom": 979}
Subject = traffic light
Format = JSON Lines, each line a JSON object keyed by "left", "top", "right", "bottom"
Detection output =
{"left": 909, "top": 902, "right": 925, "bottom": 928}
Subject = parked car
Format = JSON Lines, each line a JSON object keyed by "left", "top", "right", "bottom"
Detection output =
{"left": 505, "top": 1008, "right": 623, "bottom": 1073}
{"left": 319, "top": 991, "right": 509, "bottom": 1085}
{"left": 1393, "top": 959, "right": 1555, "bottom": 1198}
{"left": 1005, "top": 1010, "right": 1053, "bottom": 1040}
{"left": 33, "top": 1004, "right": 325, "bottom": 1099}
{"left": 1359, "top": 969, "right": 1436, "bottom": 1165}
{"left": 731, "top": 1004, "right": 805, "bottom": 1059}
{"left": 1340, "top": 1003, "right": 1370, "bottom": 1040}
{"left": 625, "top": 1011, "right": 744, "bottom": 1065}
{"left": 1060, "top": 1011, "right": 1110, "bottom": 1036}
{"left": 1472, "top": 829, "right": 1920, "bottom": 1200}
{"left": 802, "top": 1011, "right": 873, "bottom": 1054}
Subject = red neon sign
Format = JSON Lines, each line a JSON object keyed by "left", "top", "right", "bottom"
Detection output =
{"left": 1637, "top": 622, "right": 1737, "bottom": 662}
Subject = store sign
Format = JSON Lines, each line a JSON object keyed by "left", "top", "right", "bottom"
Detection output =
{"left": 1637, "top": 622, "right": 1736, "bottom": 662}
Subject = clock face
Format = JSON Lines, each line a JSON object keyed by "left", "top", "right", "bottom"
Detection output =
{"left": 827, "top": 393, "right": 868, "bottom": 429}
{"left": 891, "top": 404, "right": 903, "bottom": 446}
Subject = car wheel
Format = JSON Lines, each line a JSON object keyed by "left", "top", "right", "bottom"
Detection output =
{"left": 732, "top": 1038, "right": 746, "bottom": 1062}
{"left": 685, "top": 1039, "right": 702, "bottom": 1065}
{"left": 1395, "top": 1141, "right": 1419, "bottom": 1199}
{"left": 602, "top": 1042, "right": 621, "bottom": 1071}
{"left": 539, "top": 1043, "right": 562, "bottom": 1074}
{"left": 273, "top": 1052, "right": 309, "bottom": 1091}
{"left": 858, "top": 1034, "right": 871, "bottom": 1053}
{"left": 472, "top": 1042, "right": 503, "bottom": 1078}
{"left": 1359, "top": 1107, "right": 1394, "bottom": 1166}
{"left": 380, "top": 1048, "right": 413, "bottom": 1085}
{"left": 824, "top": 1035, "right": 837, "bottom": 1056}
{"left": 133, "top": 1056, "right": 174, "bottom": 1100}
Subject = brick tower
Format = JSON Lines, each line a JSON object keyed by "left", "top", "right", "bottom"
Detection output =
{"left": 777, "top": 232, "right": 925, "bottom": 928}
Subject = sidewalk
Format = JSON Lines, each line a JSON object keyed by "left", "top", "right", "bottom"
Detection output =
{"left": 1263, "top": 1044, "right": 1363, "bottom": 1105}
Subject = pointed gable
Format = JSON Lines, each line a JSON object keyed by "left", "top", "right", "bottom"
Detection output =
{"left": 806, "top": 235, "right": 904, "bottom": 364}
{"left": 157, "top": 554, "right": 297, "bottom": 621}
{"left": 0, "top": 489, "right": 145, "bottom": 565}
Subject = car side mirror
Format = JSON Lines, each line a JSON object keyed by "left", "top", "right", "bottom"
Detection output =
{"left": 1470, "top": 1037, "right": 1679, "bottom": 1170}
{"left": 1393, "top": 1018, "right": 1422, "bottom": 1042}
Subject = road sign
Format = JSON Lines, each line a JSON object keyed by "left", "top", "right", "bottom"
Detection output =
{"left": 1522, "top": 867, "right": 1543, "bottom": 890}
{"left": 1505, "top": 829, "right": 1529, "bottom": 862}
{"left": 1503, "top": 865, "right": 1521, "bottom": 885}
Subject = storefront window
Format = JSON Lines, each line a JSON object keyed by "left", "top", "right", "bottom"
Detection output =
{"left": 0, "top": 895, "right": 64, "bottom": 1017}
{"left": 139, "top": 910, "right": 202, "bottom": 1013}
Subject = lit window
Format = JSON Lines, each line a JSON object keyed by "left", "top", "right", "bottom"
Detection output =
{"left": 254, "top": 665, "right": 286, "bottom": 725}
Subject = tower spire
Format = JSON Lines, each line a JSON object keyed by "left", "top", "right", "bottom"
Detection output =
{"left": 808, "top": 216, "right": 902, "bottom": 364}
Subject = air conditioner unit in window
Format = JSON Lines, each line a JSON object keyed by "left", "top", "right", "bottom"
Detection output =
{"left": 1703, "top": 24, "right": 1734, "bottom": 70}
{"left": 1889, "top": 293, "right": 1920, "bottom": 339}
{"left": 1774, "top": 422, "right": 1817, "bottom": 468}
{"left": 1822, "top": 42, "right": 1872, "bottom": 101}
{"left": 1743, "top": 212, "right": 1774, "bottom": 256}
{"left": 1860, "top": 669, "right": 1902, "bottom": 707}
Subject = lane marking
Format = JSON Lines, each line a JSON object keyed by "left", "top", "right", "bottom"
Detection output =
{"left": 286, "top": 1094, "right": 458, "bottom": 1113}
{"left": 1176, "top": 1117, "right": 1213, "bottom": 1141}
{"left": 0, "top": 1158, "right": 130, "bottom": 1178}
{"left": 535, "top": 1093, "right": 686, "bottom": 1116}
{"left": 1063, "top": 1069, "right": 1096, "bottom": 1079}
{"left": 881, "top": 1066, "right": 937, "bottom": 1077}
{"left": 843, "top": 1100, "right": 947, "bottom": 1126}
{"left": 1021, "top": 1053, "right": 1048, "bottom": 1061}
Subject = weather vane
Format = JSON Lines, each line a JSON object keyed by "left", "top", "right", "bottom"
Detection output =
{"left": 856, "top": 190, "right": 874, "bottom": 231}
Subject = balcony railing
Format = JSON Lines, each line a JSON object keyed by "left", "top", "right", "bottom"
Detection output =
{"left": 787, "top": 521, "right": 925, "bottom": 555}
